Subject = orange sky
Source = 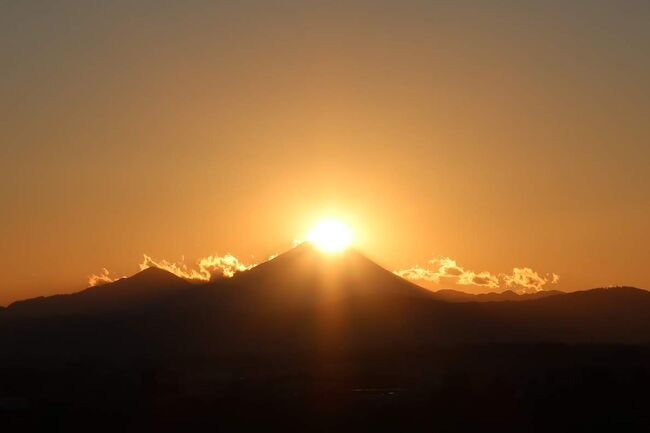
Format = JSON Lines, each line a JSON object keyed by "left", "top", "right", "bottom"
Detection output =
{"left": 1, "top": 1, "right": 649, "bottom": 305}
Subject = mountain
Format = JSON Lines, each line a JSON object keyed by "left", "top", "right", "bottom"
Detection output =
{"left": 226, "top": 242, "right": 435, "bottom": 306}
{"left": 2, "top": 245, "right": 650, "bottom": 431}
{"left": 3, "top": 245, "right": 650, "bottom": 347}
{"left": 431, "top": 288, "right": 564, "bottom": 302}
{"left": 130, "top": 244, "right": 447, "bottom": 357}
{"left": 501, "top": 285, "right": 650, "bottom": 343}
{"left": 4, "top": 267, "right": 192, "bottom": 318}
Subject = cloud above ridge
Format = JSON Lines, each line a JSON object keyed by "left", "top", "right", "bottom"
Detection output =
{"left": 138, "top": 253, "right": 256, "bottom": 281}
{"left": 395, "top": 257, "right": 559, "bottom": 293}
{"left": 88, "top": 253, "right": 261, "bottom": 287}
{"left": 88, "top": 268, "right": 124, "bottom": 287}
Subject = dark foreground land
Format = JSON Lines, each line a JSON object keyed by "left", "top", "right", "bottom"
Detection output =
{"left": 2, "top": 344, "right": 650, "bottom": 432}
{"left": 2, "top": 246, "right": 649, "bottom": 432}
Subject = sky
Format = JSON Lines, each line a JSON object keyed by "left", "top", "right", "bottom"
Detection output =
{"left": 1, "top": 1, "right": 649, "bottom": 305}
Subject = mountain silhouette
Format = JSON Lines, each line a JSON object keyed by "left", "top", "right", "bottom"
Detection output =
{"left": 224, "top": 242, "right": 435, "bottom": 308}
{"left": 431, "top": 288, "right": 564, "bottom": 302}
{"left": 2, "top": 245, "right": 650, "bottom": 432}
{"left": 5, "top": 266, "right": 191, "bottom": 318}
{"left": 2, "top": 245, "right": 650, "bottom": 345}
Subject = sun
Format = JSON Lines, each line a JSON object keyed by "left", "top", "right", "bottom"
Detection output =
{"left": 307, "top": 219, "right": 354, "bottom": 253}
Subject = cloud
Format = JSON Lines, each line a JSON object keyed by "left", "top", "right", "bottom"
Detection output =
{"left": 460, "top": 271, "right": 500, "bottom": 288}
{"left": 139, "top": 253, "right": 256, "bottom": 281}
{"left": 197, "top": 254, "right": 256, "bottom": 278}
{"left": 396, "top": 257, "right": 498, "bottom": 288}
{"left": 435, "top": 258, "right": 465, "bottom": 277}
{"left": 88, "top": 268, "right": 124, "bottom": 287}
{"left": 395, "top": 265, "right": 440, "bottom": 282}
{"left": 502, "top": 268, "right": 560, "bottom": 293}
{"left": 88, "top": 251, "right": 269, "bottom": 289}
{"left": 395, "top": 257, "right": 559, "bottom": 293}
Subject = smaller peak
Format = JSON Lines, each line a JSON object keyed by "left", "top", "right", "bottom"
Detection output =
{"left": 604, "top": 286, "right": 644, "bottom": 291}
{"left": 137, "top": 266, "right": 170, "bottom": 276}
{"left": 129, "top": 266, "right": 186, "bottom": 284}
{"left": 601, "top": 286, "right": 649, "bottom": 295}
{"left": 575, "top": 286, "right": 647, "bottom": 295}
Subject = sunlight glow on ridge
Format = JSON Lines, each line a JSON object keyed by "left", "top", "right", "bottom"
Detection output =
{"left": 307, "top": 219, "right": 354, "bottom": 252}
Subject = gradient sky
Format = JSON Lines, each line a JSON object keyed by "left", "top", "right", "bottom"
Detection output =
{"left": 1, "top": 1, "right": 649, "bottom": 305}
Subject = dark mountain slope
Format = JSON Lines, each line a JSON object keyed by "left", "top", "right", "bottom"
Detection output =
{"left": 2, "top": 248, "right": 650, "bottom": 432}
{"left": 431, "top": 288, "right": 564, "bottom": 302}
{"left": 3, "top": 246, "right": 650, "bottom": 351}
{"left": 4, "top": 267, "right": 192, "bottom": 318}
{"left": 125, "top": 244, "right": 450, "bottom": 358}
{"left": 221, "top": 242, "right": 435, "bottom": 309}
{"left": 478, "top": 286, "right": 650, "bottom": 344}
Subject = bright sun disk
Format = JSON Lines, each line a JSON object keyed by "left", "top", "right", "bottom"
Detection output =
{"left": 307, "top": 219, "right": 354, "bottom": 252}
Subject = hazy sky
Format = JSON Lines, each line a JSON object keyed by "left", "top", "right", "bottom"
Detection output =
{"left": 1, "top": 1, "right": 649, "bottom": 304}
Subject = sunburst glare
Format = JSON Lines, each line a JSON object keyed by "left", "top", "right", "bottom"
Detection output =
{"left": 307, "top": 219, "right": 354, "bottom": 252}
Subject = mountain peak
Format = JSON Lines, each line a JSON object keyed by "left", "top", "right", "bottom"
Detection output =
{"left": 225, "top": 243, "right": 434, "bottom": 308}
{"left": 127, "top": 266, "right": 186, "bottom": 285}
{"left": 6, "top": 266, "right": 191, "bottom": 318}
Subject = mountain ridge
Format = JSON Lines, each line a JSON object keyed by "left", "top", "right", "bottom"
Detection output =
{"left": 2, "top": 245, "right": 650, "bottom": 346}
{"left": 4, "top": 266, "right": 192, "bottom": 318}
{"left": 430, "top": 288, "right": 565, "bottom": 302}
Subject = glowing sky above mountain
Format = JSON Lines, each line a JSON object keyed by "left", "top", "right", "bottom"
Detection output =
{"left": 1, "top": 1, "right": 649, "bottom": 305}
{"left": 307, "top": 219, "right": 354, "bottom": 253}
